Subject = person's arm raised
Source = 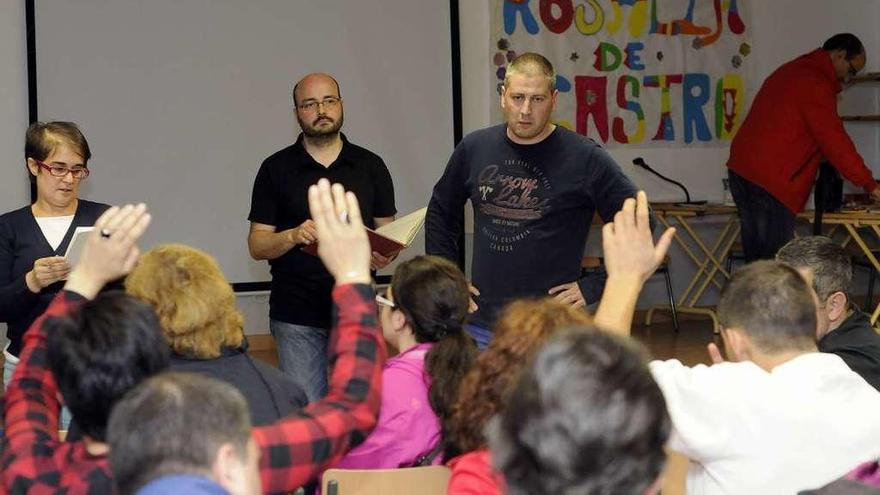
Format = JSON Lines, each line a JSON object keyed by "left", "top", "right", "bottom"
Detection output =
{"left": 254, "top": 179, "right": 384, "bottom": 493}
{"left": 64, "top": 204, "right": 152, "bottom": 299}
{"left": 594, "top": 191, "right": 674, "bottom": 335}
{"left": 311, "top": 180, "right": 372, "bottom": 286}
{"left": 2, "top": 204, "right": 150, "bottom": 494}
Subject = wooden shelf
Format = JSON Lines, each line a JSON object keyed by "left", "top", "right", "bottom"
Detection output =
{"left": 842, "top": 115, "right": 880, "bottom": 122}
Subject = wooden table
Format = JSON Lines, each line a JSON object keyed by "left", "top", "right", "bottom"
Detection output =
{"left": 798, "top": 209, "right": 880, "bottom": 325}
{"left": 646, "top": 203, "right": 740, "bottom": 332}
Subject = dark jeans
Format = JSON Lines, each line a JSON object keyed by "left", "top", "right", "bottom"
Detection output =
{"left": 728, "top": 169, "right": 796, "bottom": 262}
{"left": 269, "top": 319, "right": 329, "bottom": 403}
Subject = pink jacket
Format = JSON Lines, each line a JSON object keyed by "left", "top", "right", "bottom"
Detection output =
{"left": 333, "top": 343, "right": 442, "bottom": 469}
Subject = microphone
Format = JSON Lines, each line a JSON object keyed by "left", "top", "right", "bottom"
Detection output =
{"left": 633, "top": 157, "right": 706, "bottom": 206}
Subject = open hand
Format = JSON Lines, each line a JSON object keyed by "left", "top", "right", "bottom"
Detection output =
{"left": 602, "top": 191, "right": 675, "bottom": 284}
{"left": 308, "top": 179, "right": 371, "bottom": 285}
{"left": 65, "top": 204, "right": 152, "bottom": 299}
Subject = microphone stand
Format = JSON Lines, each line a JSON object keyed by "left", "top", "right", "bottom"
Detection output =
{"left": 633, "top": 157, "right": 707, "bottom": 206}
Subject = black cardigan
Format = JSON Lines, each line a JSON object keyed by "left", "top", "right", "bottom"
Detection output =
{"left": 0, "top": 199, "right": 110, "bottom": 356}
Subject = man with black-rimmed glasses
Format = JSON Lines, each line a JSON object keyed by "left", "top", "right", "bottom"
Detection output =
{"left": 248, "top": 73, "right": 396, "bottom": 402}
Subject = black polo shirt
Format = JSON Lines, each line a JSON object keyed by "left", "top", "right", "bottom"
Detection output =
{"left": 248, "top": 133, "right": 396, "bottom": 328}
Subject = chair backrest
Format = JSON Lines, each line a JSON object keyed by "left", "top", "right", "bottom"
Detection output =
{"left": 322, "top": 466, "right": 451, "bottom": 495}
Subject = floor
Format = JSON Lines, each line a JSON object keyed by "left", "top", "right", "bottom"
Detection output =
{"left": 0, "top": 314, "right": 718, "bottom": 391}
{"left": 247, "top": 314, "right": 721, "bottom": 368}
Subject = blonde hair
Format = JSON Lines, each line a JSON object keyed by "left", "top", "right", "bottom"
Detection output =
{"left": 125, "top": 244, "right": 244, "bottom": 359}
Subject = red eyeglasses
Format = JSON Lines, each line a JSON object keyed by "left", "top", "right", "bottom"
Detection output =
{"left": 34, "top": 160, "right": 90, "bottom": 180}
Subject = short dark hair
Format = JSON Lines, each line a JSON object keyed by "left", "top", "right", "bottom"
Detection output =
{"left": 776, "top": 236, "right": 852, "bottom": 302}
{"left": 25, "top": 121, "right": 92, "bottom": 163}
{"left": 823, "top": 33, "right": 864, "bottom": 59}
{"left": 46, "top": 292, "right": 170, "bottom": 441}
{"left": 108, "top": 372, "right": 252, "bottom": 495}
{"left": 490, "top": 329, "right": 670, "bottom": 495}
{"left": 718, "top": 261, "right": 817, "bottom": 353}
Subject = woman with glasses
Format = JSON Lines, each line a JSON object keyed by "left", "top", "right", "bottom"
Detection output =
{"left": 328, "top": 255, "right": 477, "bottom": 472}
{"left": 0, "top": 121, "right": 110, "bottom": 397}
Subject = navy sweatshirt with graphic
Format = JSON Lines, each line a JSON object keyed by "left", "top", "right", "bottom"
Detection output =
{"left": 426, "top": 124, "right": 642, "bottom": 328}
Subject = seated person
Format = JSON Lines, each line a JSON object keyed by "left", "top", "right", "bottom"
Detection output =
{"left": 332, "top": 255, "right": 477, "bottom": 470}
{"left": 649, "top": 261, "right": 880, "bottom": 494}
{"left": 445, "top": 299, "right": 592, "bottom": 494}
{"left": 108, "top": 372, "right": 261, "bottom": 495}
{"left": 3, "top": 180, "right": 387, "bottom": 493}
{"left": 489, "top": 329, "right": 670, "bottom": 495}
{"left": 2, "top": 204, "right": 168, "bottom": 493}
{"left": 125, "top": 244, "right": 307, "bottom": 425}
{"left": 446, "top": 190, "right": 676, "bottom": 494}
{"left": 776, "top": 235, "right": 880, "bottom": 391}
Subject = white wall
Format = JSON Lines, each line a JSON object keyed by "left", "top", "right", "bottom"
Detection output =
{"left": 0, "top": 1, "right": 28, "bottom": 344}
{"left": 458, "top": 0, "right": 880, "bottom": 311}
{"left": 3, "top": 3, "right": 879, "bottom": 335}
{"left": 33, "top": 0, "right": 454, "bottom": 286}
{"left": 0, "top": 2, "right": 28, "bottom": 214}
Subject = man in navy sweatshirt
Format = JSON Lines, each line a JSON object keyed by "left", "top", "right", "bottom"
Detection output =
{"left": 426, "top": 52, "right": 642, "bottom": 348}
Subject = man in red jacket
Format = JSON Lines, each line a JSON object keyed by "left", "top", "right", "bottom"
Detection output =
{"left": 727, "top": 33, "right": 879, "bottom": 261}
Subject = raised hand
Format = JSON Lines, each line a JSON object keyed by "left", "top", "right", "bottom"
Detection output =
{"left": 594, "top": 191, "right": 675, "bottom": 335}
{"left": 307, "top": 179, "right": 371, "bottom": 285}
{"left": 602, "top": 191, "right": 675, "bottom": 284}
{"left": 26, "top": 256, "right": 71, "bottom": 292}
{"left": 64, "top": 204, "right": 152, "bottom": 299}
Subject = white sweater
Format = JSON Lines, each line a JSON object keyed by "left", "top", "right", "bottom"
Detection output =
{"left": 650, "top": 353, "right": 880, "bottom": 495}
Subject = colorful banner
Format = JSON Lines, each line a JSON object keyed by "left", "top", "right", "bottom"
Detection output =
{"left": 490, "top": 0, "right": 754, "bottom": 148}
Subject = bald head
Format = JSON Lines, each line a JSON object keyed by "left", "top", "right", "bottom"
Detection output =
{"left": 292, "top": 73, "right": 341, "bottom": 106}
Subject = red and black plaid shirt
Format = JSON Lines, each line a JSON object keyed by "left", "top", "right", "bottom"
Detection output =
{"left": 1, "top": 283, "right": 384, "bottom": 495}
{"left": 0, "top": 290, "right": 109, "bottom": 495}
{"left": 254, "top": 283, "right": 385, "bottom": 494}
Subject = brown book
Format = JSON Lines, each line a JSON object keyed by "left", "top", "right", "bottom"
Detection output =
{"left": 302, "top": 207, "right": 427, "bottom": 258}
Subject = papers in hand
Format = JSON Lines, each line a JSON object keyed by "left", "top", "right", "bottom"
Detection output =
{"left": 64, "top": 226, "right": 94, "bottom": 267}
{"left": 303, "top": 207, "right": 427, "bottom": 258}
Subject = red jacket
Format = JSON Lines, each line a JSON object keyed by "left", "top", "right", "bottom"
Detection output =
{"left": 446, "top": 449, "right": 506, "bottom": 495}
{"left": 727, "top": 48, "right": 876, "bottom": 213}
